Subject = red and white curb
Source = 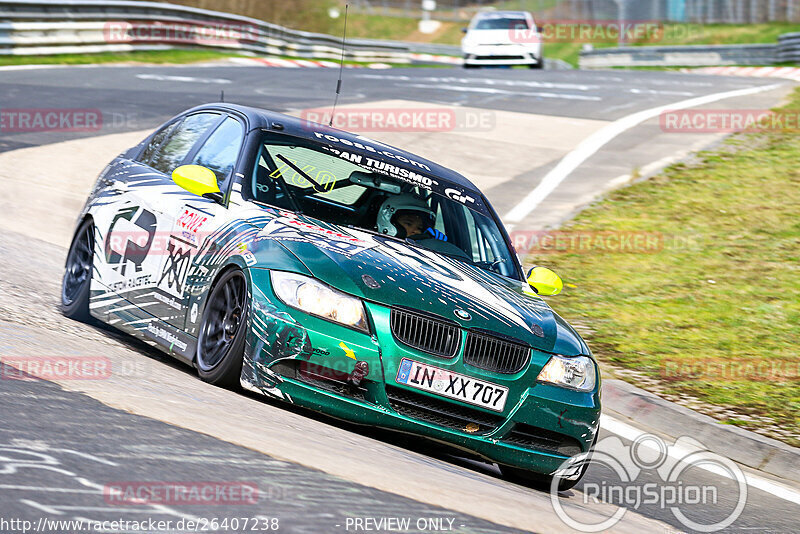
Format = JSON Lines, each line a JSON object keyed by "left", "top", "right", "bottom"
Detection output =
{"left": 228, "top": 57, "right": 394, "bottom": 69}
{"left": 230, "top": 57, "right": 340, "bottom": 68}
{"left": 410, "top": 53, "right": 463, "bottom": 65}
{"left": 686, "top": 66, "right": 800, "bottom": 82}
{"left": 228, "top": 55, "right": 462, "bottom": 69}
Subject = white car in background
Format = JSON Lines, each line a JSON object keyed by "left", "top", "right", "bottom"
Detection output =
{"left": 461, "top": 11, "right": 543, "bottom": 69}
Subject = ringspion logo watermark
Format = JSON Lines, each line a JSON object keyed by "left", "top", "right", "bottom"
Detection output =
{"left": 0, "top": 108, "right": 102, "bottom": 132}
{"left": 104, "top": 20, "right": 260, "bottom": 45}
{"left": 551, "top": 434, "right": 747, "bottom": 532}
{"left": 1, "top": 356, "right": 112, "bottom": 380}
{"left": 104, "top": 481, "right": 259, "bottom": 505}
{"left": 300, "top": 107, "right": 495, "bottom": 133}
{"left": 660, "top": 110, "right": 800, "bottom": 133}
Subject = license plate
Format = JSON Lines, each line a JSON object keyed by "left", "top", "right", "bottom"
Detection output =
{"left": 395, "top": 358, "right": 508, "bottom": 412}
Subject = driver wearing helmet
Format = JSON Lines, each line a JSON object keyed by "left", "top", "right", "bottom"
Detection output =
{"left": 376, "top": 194, "right": 447, "bottom": 241}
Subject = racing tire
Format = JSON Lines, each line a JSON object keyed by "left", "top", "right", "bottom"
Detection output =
{"left": 61, "top": 218, "right": 94, "bottom": 322}
{"left": 529, "top": 60, "right": 544, "bottom": 69}
{"left": 196, "top": 268, "right": 248, "bottom": 388}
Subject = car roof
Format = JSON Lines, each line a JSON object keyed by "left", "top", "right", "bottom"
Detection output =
{"left": 475, "top": 10, "right": 530, "bottom": 18}
{"left": 183, "top": 102, "right": 483, "bottom": 194}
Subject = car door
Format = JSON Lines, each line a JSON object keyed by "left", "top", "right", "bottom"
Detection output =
{"left": 154, "top": 115, "right": 246, "bottom": 330}
{"left": 97, "top": 112, "right": 224, "bottom": 317}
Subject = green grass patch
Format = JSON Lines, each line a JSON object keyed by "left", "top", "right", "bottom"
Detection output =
{"left": 527, "top": 89, "right": 800, "bottom": 446}
{"left": 0, "top": 49, "right": 438, "bottom": 69}
{"left": 0, "top": 49, "right": 254, "bottom": 67}
{"left": 643, "top": 22, "right": 800, "bottom": 46}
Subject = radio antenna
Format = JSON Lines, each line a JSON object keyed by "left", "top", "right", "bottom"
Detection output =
{"left": 329, "top": 4, "right": 348, "bottom": 127}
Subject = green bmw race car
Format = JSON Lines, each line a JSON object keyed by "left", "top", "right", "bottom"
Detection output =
{"left": 62, "top": 103, "right": 600, "bottom": 489}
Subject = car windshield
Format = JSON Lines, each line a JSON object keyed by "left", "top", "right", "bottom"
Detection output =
{"left": 473, "top": 16, "right": 529, "bottom": 30}
{"left": 249, "top": 132, "right": 520, "bottom": 280}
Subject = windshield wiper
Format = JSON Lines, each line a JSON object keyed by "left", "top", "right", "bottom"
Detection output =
{"left": 276, "top": 154, "right": 324, "bottom": 190}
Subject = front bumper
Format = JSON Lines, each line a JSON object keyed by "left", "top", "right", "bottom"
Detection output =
{"left": 462, "top": 45, "right": 542, "bottom": 66}
{"left": 243, "top": 269, "right": 600, "bottom": 475}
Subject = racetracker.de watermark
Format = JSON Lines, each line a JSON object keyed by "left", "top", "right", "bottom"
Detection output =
{"left": 300, "top": 107, "right": 495, "bottom": 133}
{"left": 103, "top": 20, "right": 260, "bottom": 45}
{"left": 0, "top": 356, "right": 112, "bottom": 381}
{"left": 660, "top": 110, "right": 800, "bottom": 133}
{"left": 662, "top": 358, "right": 800, "bottom": 382}
{"left": 511, "top": 19, "right": 662, "bottom": 43}
{"left": 509, "top": 230, "right": 703, "bottom": 255}
{"left": 104, "top": 481, "right": 259, "bottom": 505}
{"left": 0, "top": 108, "right": 102, "bottom": 133}
{"left": 0, "top": 356, "right": 152, "bottom": 381}
{"left": 508, "top": 20, "right": 704, "bottom": 44}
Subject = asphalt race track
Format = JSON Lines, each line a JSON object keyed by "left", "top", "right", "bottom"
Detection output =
{"left": 1, "top": 63, "right": 799, "bottom": 533}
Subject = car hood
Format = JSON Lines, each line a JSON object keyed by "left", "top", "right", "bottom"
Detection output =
{"left": 252, "top": 213, "right": 588, "bottom": 355}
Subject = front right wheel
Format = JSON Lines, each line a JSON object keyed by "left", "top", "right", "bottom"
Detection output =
{"left": 196, "top": 268, "right": 248, "bottom": 388}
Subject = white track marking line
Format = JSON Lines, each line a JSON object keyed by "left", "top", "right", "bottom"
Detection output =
{"left": 135, "top": 73, "right": 231, "bottom": 84}
{"left": 0, "top": 485, "right": 99, "bottom": 494}
{"left": 601, "top": 414, "right": 800, "bottom": 506}
{"left": 0, "top": 64, "right": 64, "bottom": 72}
{"left": 358, "top": 73, "right": 596, "bottom": 91}
{"left": 401, "top": 83, "right": 602, "bottom": 101}
{"left": 503, "top": 83, "right": 783, "bottom": 225}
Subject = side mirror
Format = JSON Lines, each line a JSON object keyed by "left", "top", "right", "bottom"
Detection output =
{"left": 527, "top": 266, "right": 563, "bottom": 296}
{"left": 172, "top": 165, "right": 222, "bottom": 202}
{"left": 461, "top": 27, "right": 468, "bottom": 33}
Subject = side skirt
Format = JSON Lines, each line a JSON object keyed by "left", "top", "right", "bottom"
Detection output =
{"left": 93, "top": 288, "right": 197, "bottom": 365}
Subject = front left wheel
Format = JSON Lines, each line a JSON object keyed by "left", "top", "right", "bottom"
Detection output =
{"left": 196, "top": 268, "right": 248, "bottom": 388}
{"left": 61, "top": 218, "right": 94, "bottom": 322}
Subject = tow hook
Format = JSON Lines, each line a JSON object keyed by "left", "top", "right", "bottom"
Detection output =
{"left": 348, "top": 361, "right": 369, "bottom": 387}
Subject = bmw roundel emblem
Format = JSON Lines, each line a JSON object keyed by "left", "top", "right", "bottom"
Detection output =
{"left": 454, "top": 309, "right": 471, "bottom": 321}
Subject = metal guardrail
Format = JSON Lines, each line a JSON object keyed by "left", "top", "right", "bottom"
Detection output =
{"left": 0, "top": 0, "right": 576, "bottom": 69}
{"left": 778, "top": 32, "right": 800, "bottom": 63}
{"left": 0, "top": 0, "right": 414, "bottom": 62}
{"left": 579, "top": 43, "right": 783, "bottom": 68}
{"left": 351, "top": 0, "right": 800, "bottom": 24}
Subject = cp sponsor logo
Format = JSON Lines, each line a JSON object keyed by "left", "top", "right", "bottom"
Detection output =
{"left": 105, "top": 207, "right": 157, "bottom": 276}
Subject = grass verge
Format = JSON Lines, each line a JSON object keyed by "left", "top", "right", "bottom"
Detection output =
{"left": 0, "top": 49, "right": 438, "bottom": 69}
{"left": 523, "top": 89, "right": 800, "bottom": 446}
{"left": 0, "top": 49, "right": 253, "bottom": 67}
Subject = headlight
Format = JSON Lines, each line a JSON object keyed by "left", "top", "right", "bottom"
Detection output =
{"left": 537, "top": 354, "right": 596, "bottom": 392}
{"left": 270, "top": 271, "right": 368, "bottom": 332}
